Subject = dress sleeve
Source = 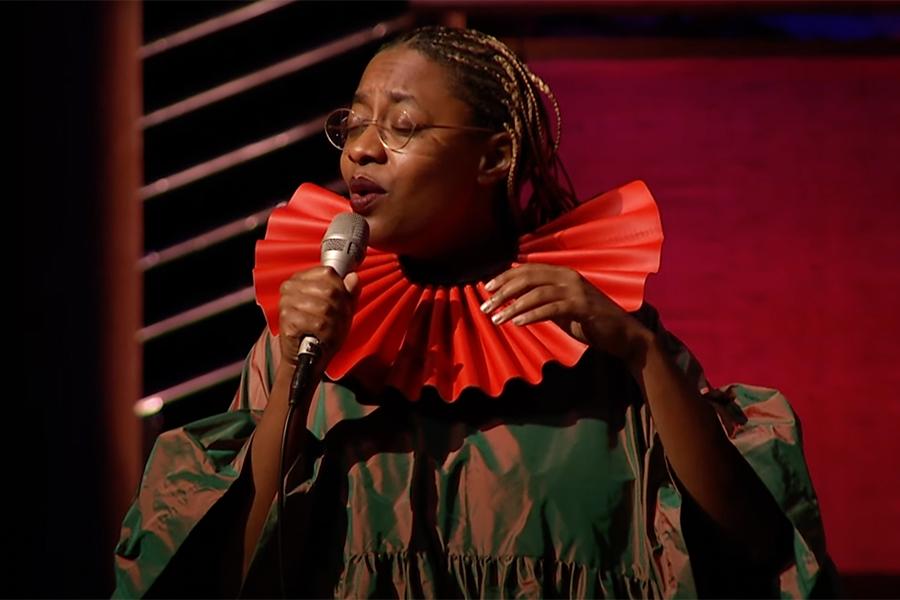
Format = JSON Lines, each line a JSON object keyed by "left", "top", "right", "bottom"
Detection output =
{"left": 112, "top": 329, "right": 277, "bottom": 598}
{"left": 633, "top": 304, "right": 836, "bottom": 598}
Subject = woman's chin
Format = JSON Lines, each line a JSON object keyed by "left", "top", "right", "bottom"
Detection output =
{"left": 365, "top": 220, "right": 456, "bottom": 259}
{"left": 365, "top": 225, "right": 403, "bottom": 254}
{"left": 368, "top": 232, "right": 431, "bottom": 259}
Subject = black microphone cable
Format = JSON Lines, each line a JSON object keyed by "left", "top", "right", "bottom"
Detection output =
{"left": 276, "top": 337, "right": 321, "bottom": 598}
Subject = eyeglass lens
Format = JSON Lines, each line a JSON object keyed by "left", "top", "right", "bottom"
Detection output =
{"left": 325, "top": 109, "right": 414, "bottom": 151}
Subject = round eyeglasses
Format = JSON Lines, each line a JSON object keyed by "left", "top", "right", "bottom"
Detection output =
{"left": 324, "top": 108, "right": 496, "bottom": 152}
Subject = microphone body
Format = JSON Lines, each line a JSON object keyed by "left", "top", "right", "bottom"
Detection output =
{"left": 290, "top": 213, "right": 369, "bottom": 404}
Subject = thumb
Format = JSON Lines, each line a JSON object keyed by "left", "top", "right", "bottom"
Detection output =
{"left": 343, "top": 272, "right": 361, "bottom": 297}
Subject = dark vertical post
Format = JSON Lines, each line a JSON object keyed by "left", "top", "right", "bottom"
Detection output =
{"left": 98, "top": 0, "right": 143, "bottom": 586}
{"left": 17, "top": 2, "right": 142, "bottom": 595}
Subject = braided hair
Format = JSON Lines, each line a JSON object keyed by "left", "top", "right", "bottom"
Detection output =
{"left": 382, "top": 26, "right": 578, "bottom": 234}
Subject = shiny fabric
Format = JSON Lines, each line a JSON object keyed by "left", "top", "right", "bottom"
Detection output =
{"left": 253, "top": 181, "right": 663, "bottom": 402}
{"left": 113, "top": 306, "right": 832, "bottom": 598}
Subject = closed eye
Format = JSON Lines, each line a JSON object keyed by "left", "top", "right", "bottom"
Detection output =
{"left": 390, "top": 123, "right": 416, "bottom": 136}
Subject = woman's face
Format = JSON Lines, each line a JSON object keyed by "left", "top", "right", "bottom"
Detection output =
{"left": 340, "top": 46, "right": 500, "bottom": 259}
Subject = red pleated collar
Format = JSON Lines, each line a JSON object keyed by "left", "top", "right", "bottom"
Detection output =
{"left": 254, "top": 181, "right": 663, "bottom": 402}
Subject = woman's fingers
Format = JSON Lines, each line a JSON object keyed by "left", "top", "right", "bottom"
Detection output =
{"left": 505, "top": 299, "right": 571, "bottom": 327}
{"left": 482, "top": 264, "right": 571, "bottom": 313}
{"left": 282, "top": 266, "right": 346, "bottom": 299}
{"left": 278, "top": 266, "right": 360, "bottom": 364}
{"left": 488, "top": 285, "right": 569, "bottom": 325}
{"left": 344, "top": 272, "right": 360, "bottom": 295}
{"left": 483, "top": 264, "right": 583, "bottom": 317}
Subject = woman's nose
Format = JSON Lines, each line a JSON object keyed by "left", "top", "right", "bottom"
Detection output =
{"left": 345, "top": 123, "right": 388, "bottom": 165}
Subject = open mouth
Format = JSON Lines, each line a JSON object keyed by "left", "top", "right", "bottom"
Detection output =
{"left": 348, "top": 176, "right": 387, "bottom": 214}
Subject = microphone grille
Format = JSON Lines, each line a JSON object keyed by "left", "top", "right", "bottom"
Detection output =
{"left": 321, "top": 212, "right": 370, "bottom": 275}
{"left": 321, "top": 238, "right": 346, "bottom": 253}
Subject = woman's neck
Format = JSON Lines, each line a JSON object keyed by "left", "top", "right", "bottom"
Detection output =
{"left": 399, "top": 230, "right": 517, "bottom": 286}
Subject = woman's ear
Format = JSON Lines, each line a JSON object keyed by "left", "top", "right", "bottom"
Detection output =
{"left": 477, "top": 132, "right": 513, "bottom": 186}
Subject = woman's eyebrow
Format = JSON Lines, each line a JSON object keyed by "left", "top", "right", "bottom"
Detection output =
{"left": 387, "top": 90, "right": 416, "bottom": 103}
{"left": 352, "top": 89, "right": 418, "bottom": 105}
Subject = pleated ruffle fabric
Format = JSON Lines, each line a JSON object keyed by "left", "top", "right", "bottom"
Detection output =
{"left": 253, "top": 180, "right": 663, "bottom": 402}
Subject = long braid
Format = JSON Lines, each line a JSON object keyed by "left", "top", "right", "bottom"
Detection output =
{"left": 384, "top": 26, "right": 578, "bottom": 233}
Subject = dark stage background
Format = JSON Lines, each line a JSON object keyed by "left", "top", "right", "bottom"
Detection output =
{"left": 16, "top": 0, "right": 900, "bottom": 597}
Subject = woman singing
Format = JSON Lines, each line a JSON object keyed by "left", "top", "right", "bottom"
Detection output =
{"left": 114, "top": 26, "right": 833, "bottom": 598}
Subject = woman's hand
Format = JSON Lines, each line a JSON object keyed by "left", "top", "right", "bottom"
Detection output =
{"left": 278, "top": 266, "right": 360, "bottom": 366}
{"left": 481, "top": 263, "right": 653, "bottom": 364}
{"left": 244, "top": 266, "right": 359, "bottom": 574}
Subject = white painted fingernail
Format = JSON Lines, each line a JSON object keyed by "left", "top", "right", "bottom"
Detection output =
{"left": 480, "top": 300, "right": 492, "bottom": 313}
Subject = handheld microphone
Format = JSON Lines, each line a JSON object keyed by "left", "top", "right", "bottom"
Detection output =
{"left": 278, "top": 212, "right": 368, "bottom": 595}
{"left": 290, "top": 212, "right": 369, "bottom": 404}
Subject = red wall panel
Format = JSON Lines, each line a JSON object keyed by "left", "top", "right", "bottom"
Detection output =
{"left": 531, "top": 56, "right": 900, "bottom": 573}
